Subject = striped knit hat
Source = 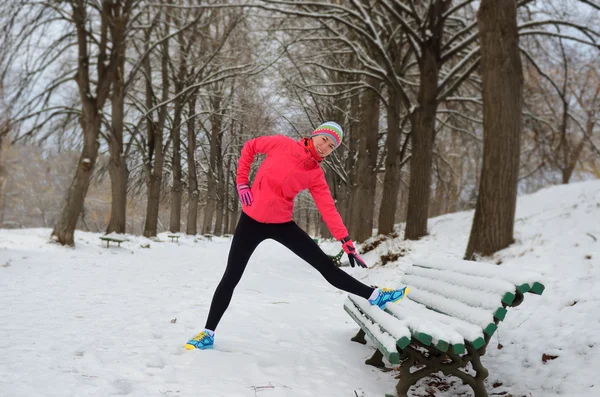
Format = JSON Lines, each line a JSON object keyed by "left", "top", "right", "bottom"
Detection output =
{"left": 311, "top": 122, "right": 343, "bottom": 149}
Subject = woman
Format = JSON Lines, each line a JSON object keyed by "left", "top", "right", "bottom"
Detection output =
{"left": 185, "top": 122, "right": 409, "bottom": 350}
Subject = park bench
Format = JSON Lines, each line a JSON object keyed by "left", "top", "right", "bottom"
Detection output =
{"left": 329, "top": 249, "right": 345, "bottom": 266}
{"left": 168, "top": 234, "right": 180, "bottom": 243}
{"left": 312, "top": 237, "right": 347, "bottom": 266}
{"left": 99, "top": 235, "right": 128, "bottom": 248}
{"left": 344, "top": 257, "right": 545, "bottom": 397}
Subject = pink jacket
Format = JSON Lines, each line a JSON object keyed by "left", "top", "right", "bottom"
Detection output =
{"left": 236, "top": 135, "right": 348, "bottom": 240}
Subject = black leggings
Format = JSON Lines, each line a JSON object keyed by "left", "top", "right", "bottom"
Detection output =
{"left": 204, "top": 212, "right": 374, "bottom": 331}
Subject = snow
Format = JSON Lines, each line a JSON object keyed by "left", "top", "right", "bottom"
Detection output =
{"left": 410, "top": 255, "right": 546, "bottom": 287}
{"left": 406, "top": 287, "right": 495, "bottom": 329}
{"left": 343, "top": 298, "right": 402, "bottom": 356}
{"left": 345, "top": 295, "right": 411, "bottom": 344}
{"left": 401, "top": 273, "right": 508, "bottom": 310}
{"left": 404, "top": 265, "right": 517, "bottom": 296}
{"left": 387, "top": 299, "right": 480, "bottom": 346}
{"left": 1, "top": 179, "right": 600, "bottom": 397}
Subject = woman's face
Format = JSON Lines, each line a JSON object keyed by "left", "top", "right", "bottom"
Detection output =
{"left": 312, "top": 135, "right": 336, "bottom": 157}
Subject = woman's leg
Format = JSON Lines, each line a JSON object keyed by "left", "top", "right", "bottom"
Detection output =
{"left": 204, "top": 213, "right": 266, "bottom": 331}
{"left": 269, "top": 222, "right": 375, "bottom": 300}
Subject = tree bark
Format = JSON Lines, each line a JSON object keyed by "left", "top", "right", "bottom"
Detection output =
{"left": 106, "top": 18, "right": 129, "bottom": 234}
{"left": 169, "top": 86, "right": 184, "bottom": 233}
{"left": 404, "top": 0, "right": 449, "bottom": 241}
{"left": 349, "top": 78, "right": 380, "bottom": 242}
{"left": 465, "top": 0, "right": 523, "bottom": 259}
{"left": 52, "top": 115, "right": 101, "bottom": 245}
{"left": 340, "top": 89, "right": 360, "bottom": 227}
{"left": 0, "top": 120, "right": 8, "bottom": 226}
{"left": 186, "top": 96, "right": 199, "bottom": 235}
{"left": 143, "top": 12, "right": 170, "bottom": 238}
{"left": 378, "top": 86, "right": 403, "bottom": 235}
{"left": 223, "top": 153, "right": 232, "bottom": 235}
{"left": 202, "top": 91, "right": 222, "bottom": 235}
{"left": 214, "top": 133, "right": 225, "bottom": 236}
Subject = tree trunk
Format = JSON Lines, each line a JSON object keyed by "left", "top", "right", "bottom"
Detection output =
{"left": 52, "top": 115, "right": 101, "bottom": 245}
{"left": 228, "top": 178, "right": 239, "bottom": 234}
{"left": 404, "top": 3, "right": 449, "bottom": 240}
{"left": 223, "top": 154, "right": 232, "bottom": 235}
{"left": 0, "top": 122, "right": 7, "bottom": 226}
{"left": 214, "top": 134, "right": 225, "bottom": 236}
{"left": 378, "top": 86, "right": 402, "bottom": 235}
{"left": 186, "top": 96, "right": 199, "bottom": 235}
{"left": 465, "top": 0, "right": 523, "bottom": 259}
{"left": 202, "top": 92, "right": 222, "bottom": 235}
{"left": 349, "top": 79, "right": 380, "bottom": 242}
{"left": 107, "top": 144, "right": 128, "bottom": 234}
{"left": 341, "top": 89, "right": 361, "bottom": 227}
{"left": 169, "top": 89, "right": 184, "bottom": 233}
{"left": 106, "top": 48, "right": 128, "bottom": 235}
{"left": 143, "top": 13, "right": 170, "bottom": 238}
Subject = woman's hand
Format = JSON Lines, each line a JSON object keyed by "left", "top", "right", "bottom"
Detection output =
{"left": 341, "top": 237, "right": 368, "bottom": 268}
{"left": 237, "top": 184, "right": 253, "bottom": 206}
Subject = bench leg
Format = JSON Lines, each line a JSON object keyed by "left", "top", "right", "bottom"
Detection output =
{"left": 392, "top": 351, "right": 437, "bottom": 397}
{"left": 351, "top": 329, "right": 366, "bottom": 344}
{"left": 106, "top": 241, "right": 109, "bottom": 248}
{"left": 465, "top": 345, "right": 489, "bottom": 397}
{"left": 365, "top": 349, "right": 385, "bottom": 368}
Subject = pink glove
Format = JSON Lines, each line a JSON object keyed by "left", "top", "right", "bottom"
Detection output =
{"left": 237, "top": 184, "right": 253, "bottom": 206}
{"left": 341, "top": 237, "right": 368, "bottom": 268}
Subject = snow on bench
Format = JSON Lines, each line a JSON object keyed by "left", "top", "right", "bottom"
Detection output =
{"left": 412, "top": 257, "right": 546, "bottom": 294}
{"left": 99, "top": 235, "right": 128, "bottom": 248}
{"left": 343, "top": 296, "right": 410, "bottom": 364}
{"left": 344, "top": 257, "right": 545, "bottom": 397}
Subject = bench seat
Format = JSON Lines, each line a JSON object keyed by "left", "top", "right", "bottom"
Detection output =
{"left": 99, "top": 235, "right": 128, "bottom": 248}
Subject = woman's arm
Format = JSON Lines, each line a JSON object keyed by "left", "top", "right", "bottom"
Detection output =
{"left": 236, "top": 135, "right": 286, "bottom": 185}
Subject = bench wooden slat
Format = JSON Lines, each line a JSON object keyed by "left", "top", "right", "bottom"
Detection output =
{"left": 385, "top": 299, "right": 472, "bottom": 354}
{"left": 343, "top": 300, "right": 401, "bottom": 364}
{"left": 412, "top": 258, "right": 545, "bottom": 294}
{"left": 408, "top": 288, "right": 498, "bottom": 335}
{"left": 405, "top": 266, "right": 518, "bottom": 305}
{"left": 100, "top": 236, "right": 127, "bottom": 242}
{"left": 347, "top": 296, "right": 412, "bottom": 349}
{"left": 402, "top": 274, "right": 510, "bottom": 315}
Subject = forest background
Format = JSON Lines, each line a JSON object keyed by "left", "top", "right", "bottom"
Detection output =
{"left": 0, "top": 0, "right": 599, "bottom": 259}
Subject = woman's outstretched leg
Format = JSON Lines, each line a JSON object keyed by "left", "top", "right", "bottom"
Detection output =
{"left": 269, "top": 221, "right": 375, "bottom": 299}
{"left": 185, "top": 213, "right": 265, "bottom": 350}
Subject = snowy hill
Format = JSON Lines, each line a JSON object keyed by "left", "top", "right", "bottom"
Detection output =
{"left": 1, "top": 180, "right": 599, "bottom": 397}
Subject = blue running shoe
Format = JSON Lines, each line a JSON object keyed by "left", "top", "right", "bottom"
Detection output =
{"left": 369, "top": 286, "right": 410, "bottom": 309}
{"left": 185, "top": 330, "right": 214, "bottom": 350}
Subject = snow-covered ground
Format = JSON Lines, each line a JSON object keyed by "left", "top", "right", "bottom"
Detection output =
{"left": 1, "top": 180, "right": 599, "bottom": 397}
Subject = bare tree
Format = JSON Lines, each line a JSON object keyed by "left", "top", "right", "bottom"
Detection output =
{"left": 47, "top": 1, "right": 133, "bottom": 245}
{"left": 142, "top": 8, "right": 171, "bottom": 238}
{"left": 465, "top": 0, "right": 524, "bottom": 260}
